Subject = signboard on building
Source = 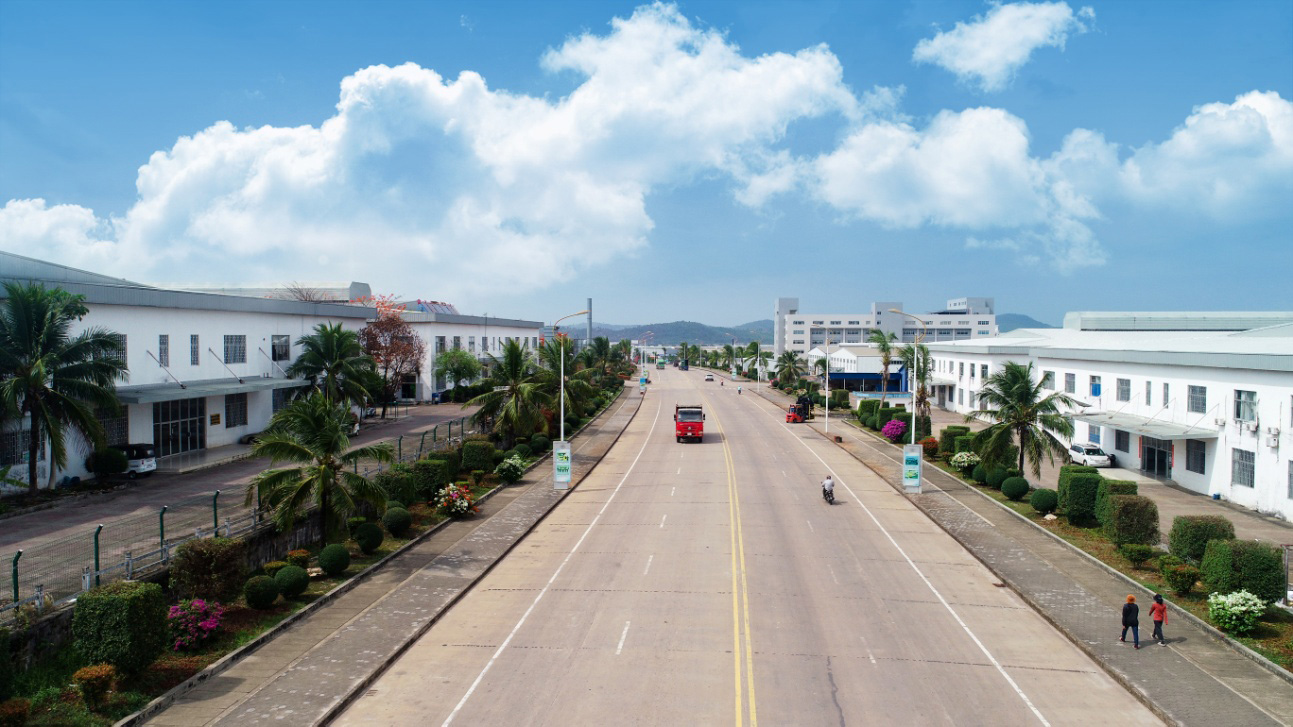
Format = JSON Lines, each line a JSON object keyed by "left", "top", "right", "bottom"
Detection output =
{"left": 902, "top": 444, "right": 922, "bottom": 494}
{"left": 553, "top": 441, "right": 572, "bottom": 490}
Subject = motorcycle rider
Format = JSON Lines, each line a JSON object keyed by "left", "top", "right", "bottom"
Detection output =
{"left": 821, "top": 474, "right": 834, "bottom": 498}
{"left": 737, "top": 385, "right": 743, "bottom": 395}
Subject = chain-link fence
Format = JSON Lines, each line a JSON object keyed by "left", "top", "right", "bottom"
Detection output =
{"left": 0, "top": 415, "right": 482, "bottom": 628}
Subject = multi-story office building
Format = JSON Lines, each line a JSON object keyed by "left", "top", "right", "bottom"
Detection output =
{"left": 773, "top": 296, "right": 998, "bottom": 359}
{"left": 0, "top": 252, "right": 540, "bottom": 486}
{"left": 928, "top": 311, "right": 1293, "bottom": 521}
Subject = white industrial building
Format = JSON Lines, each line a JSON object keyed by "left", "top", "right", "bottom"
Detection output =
{"left": 0, "top": 252, "right": 540, "bottom": 486}
{"left": 773, "top": 296, "right": 998, "bottom": 359}
{"left": 927, "top": 312, "right": 1293, "bottom": 521}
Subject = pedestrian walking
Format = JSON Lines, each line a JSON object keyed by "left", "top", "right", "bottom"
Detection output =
{"left": 1121, "top": 594, "right": 1140, "bottom": 649}
{"left": 1150, "top": 594, "right": 1168, "bottom": 646}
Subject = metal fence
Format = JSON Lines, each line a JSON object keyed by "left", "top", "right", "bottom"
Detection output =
{"left": 0, "top": 415, "right": 482, "bottom": 628}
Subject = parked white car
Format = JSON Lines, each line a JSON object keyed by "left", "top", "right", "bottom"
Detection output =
{"left": 1069, "top": 442, "right": 1112, "bottom": 467}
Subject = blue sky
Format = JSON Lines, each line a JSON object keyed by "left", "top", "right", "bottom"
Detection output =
{"left": 1, "top": 1, "right": 1290, "bottom": 327}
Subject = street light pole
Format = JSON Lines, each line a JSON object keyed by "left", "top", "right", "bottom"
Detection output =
{"left": 554, "top": 309, "right": 591, "bottom": 443}
{"left": 889, "top": 309, "right": 928, "bottom": 445}
{"left": 824, "top": 339, "right": 833, "bottom": 433}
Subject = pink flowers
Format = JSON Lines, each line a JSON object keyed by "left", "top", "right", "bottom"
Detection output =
{"left": 881, "top": 419, "right": 908, "bottom": 443}
{"left": 168, "top": 598, "right": 225, "bottom": 651}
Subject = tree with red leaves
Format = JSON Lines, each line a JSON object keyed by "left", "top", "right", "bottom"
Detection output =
{"left": 358, "top": 309, "right": 426, "bottom": 418}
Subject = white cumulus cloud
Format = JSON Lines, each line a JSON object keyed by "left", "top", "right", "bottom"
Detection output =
{"left": 913, "top": 2, "right": 1095, "bottom": 92}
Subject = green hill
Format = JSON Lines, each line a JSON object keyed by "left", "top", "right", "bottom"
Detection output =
{"left": 590, "top": 319, "right": 774, "bottom": 346}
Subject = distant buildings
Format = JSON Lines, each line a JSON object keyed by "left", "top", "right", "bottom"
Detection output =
{"left": 773, "top": 296, "right": 999, "bottom": 359}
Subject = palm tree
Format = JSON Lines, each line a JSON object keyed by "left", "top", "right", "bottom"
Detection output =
{"left": 775, "top": 351, "right": 805, "bottom": 386}
{"left": 466, "top": 339, "right": 546, "bottom": 446}
{"left": 868, "top": 330, "right": 898, "bottom": 409}
{"left": 535, "top": 338, "right": 594, "bottom": 425}
{"left": 966, "top": 361, "right": 1079, "bottom": 477}
{"left": 0, "top": 283, "right": 128, "bottom": 494}
{"left": 898, "top": 342, "right": 933, "bottom": 421}
{"left": 245, "top": 392, "right": 392, "bottom": 542}
{"left": 584, "top": 337, "right": 615, "bottom": 377}
{"left": 286, "top": 323, "right": 376, "bottom": 405}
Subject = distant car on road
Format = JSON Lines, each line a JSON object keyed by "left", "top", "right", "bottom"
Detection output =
{"left": 109, "top": 443, "right": 157, "bottom": 478}
{"left": 1069, "top": 442, "right": 1112, "bottom": 467}
{"left": 704, "top": 373, "right": 714, "bottom": 381}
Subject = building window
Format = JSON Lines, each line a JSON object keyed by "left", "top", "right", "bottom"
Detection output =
{"left": 1116, "top": 378, "right": 1131, "bottom": 402}
{"left": 225, "top": 393, "right": 248, "bottom": 428}
{"left": 223, "top": 335, "right": 247, "bottom": 364}
{"left": 532, "top": 337, "right": 538, "bottom": 348}
{"left": 270, "top": 335, "right": 290, "bottom": 362}
{"left": 958, "top": 388, "right": 964, "bottom": 405}
{"left": 0, "top": 429, "right": 45, "bottom": 465}
{"left": 96, "top": 408, "right": 129, "bottom": 447}
{"left": 1231, "top": 448, "right": 1255, "bottom": 487}
{"left": 980, "top": 364, "right": 987, "bottom": 379}
{"left": 1089, "top": 375, "right": 1102, "bottom": 397}
{"left": 1042, "top": 371, "right": 1055, "bottom": 389}
{"left": 1115, "top": 430, "right": 1129, "bottom": 453}
{"left": 435, "top": 336, "right": 446, "bottom": 354}
{"left": 1163, "top": 383, "right": 1169, "bottom": 407}
{"left": 970, "top": 364, "right": 975, "bottom": 379}
{"left": 101, "top": 334, "right": 127, "bottom": 365}
{"left": 272, "top": 388, "right": 290, "bottom": 413}
{"left": 453, "top": 336, "right": 462, "bottom": 350}
{"left": 978, "top": 320, "right": 990, "bottom": 325}
{"left": 958, "top": 362, "right": 964, "bottom": 377}
{"left": 1064, "top": 373, "right": 1075, "bottom": 394}
{"left": 1186, "top": 440, "right": 1206, "bottom": 475}
{"left": 1145, "top": 381, "right": 1152, "bottom": 406}
{"left": 191, "top": 335, "right": 200, "bottom": 365}
{"left": 156, "top": 334, "right": 169, "bottom": 367}
{"left": 1288, "top": 460, "right": 1293, "bottom": 500}
{"left": 1188, "top": 385, "right": 1206, "bottom": 414}
{"left": 1234, "top": 390, "right": 1257, "bottom": 421}
{"left": 1089, "top": 424, "right": 1101, "bottom": 444}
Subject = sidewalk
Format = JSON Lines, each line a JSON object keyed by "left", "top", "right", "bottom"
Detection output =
{"left": 753, "top": 385, "right": 1292, "bottom": 725}
{"left": 133, "top": 389, "right": 643, "bottom": 727}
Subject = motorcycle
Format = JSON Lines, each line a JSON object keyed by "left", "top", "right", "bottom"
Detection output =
{"left": 822, "top": 483, "right": 835, "bottom": 504}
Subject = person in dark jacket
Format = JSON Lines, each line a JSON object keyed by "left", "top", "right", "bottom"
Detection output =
{"left": 1150, "top": 594, "right": 1168, "bottom": 646}
{"left": 1121, "top": 594, "right": 1140, "bottom": 649}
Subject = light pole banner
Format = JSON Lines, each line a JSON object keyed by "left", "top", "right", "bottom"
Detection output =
{"left": 902, "top": 444, "right": 922, "bottom": 494}
{"left": 553, "top": 441, "right": 572, "bottom": 490}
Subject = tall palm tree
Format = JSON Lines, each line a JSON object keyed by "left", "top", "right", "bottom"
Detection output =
{"left": 286, "top": 323, "right": 376, "bottom": 405}
{"left": 775, "top": 351, "right": 805, "bottom": 386}
{"left": 721, "top": 344, "right": 735, "bottom": 370}
{"left": 0, "top": 283, "right": 128, "bottom": 494}
{"left": 585, "top": 337, "right": 614, "bottom": 377}
{"left": 967, "top": 361, "right": 1079, "bottom": 477}
{"left": 898, "top": 342, "right": 933, "bottom": 421}
{"left": 467, "top": 339, "right": 545, "bottom": 447}
{"left": 535, "top": 337, "right": 594, "bottom": 425}
{"left": 868, "top": 330, "right": 898, "bottom": 409}
{"left": 245, "top": 392, "right": 392, "bottom": 542}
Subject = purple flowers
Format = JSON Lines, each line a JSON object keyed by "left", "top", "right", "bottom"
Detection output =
{"left": 881, "top": 419, "right": 907, "bottom": 443}
{"left": 168, "top": 598, "right": 225, "bottom": 651}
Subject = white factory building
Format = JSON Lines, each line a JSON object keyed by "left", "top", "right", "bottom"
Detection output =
{"left": 927, "top": 312, "right": 1293, "bottom": 521}
{"left": 773, "top": 296, "right": 999, "bottom": 359}
{"left": 0, "top": 252, "right": 541, "bottom": 487}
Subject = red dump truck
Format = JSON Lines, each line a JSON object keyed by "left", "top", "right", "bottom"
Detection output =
{"left": 674, "top": 404, "right": 705, "bottom": 442}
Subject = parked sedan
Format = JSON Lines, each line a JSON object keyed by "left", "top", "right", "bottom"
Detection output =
{"left": 1069, "top": 442, "right": 1112, "bottom": 467}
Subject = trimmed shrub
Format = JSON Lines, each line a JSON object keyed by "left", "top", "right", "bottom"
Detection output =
{"left": 354, "top": 522, "right": 384, "bottom": 555}
{"left": 412, "top": 459, "right": 453, "bottom": 498}
{"left": 858, "top": 400, "right": 881, "bottom": 418}
{"left": 1158, "top": 553, "right": 1183, "bottom": 575}
{"left": 495, "top": 456, "right": 526, "bottom": 485}
{"left": 912, "top": 415, "right": 932, "bottom": 441}
{"left": 274, "top": 565, "right": 310, "bottom": 599}
{"left": 244, "top": 576, "right": 280, "bottom": 610}
{"left": 382, "top": 507, "right": 412, "bottom": 538}
{"left": 1169, "top": 515, "right": 1235, "bottom": 563}
{"left": 261, "top": 561, "right": 289, "bottom": 578}
{"left": 877, "top": 407, "right": 899, "bottom": 427}
{"left": 347, "top": 516, "right": 368, "bottom": 536}
{"left": 919, "top": 436, "right": 939, "bottom": 459}
{"left": 1056, "top": 465, "right": 1098, "bottom": 513}
{"left": 954, "top": 435, "right": 975, "bottom": 454}
{"left": 1165, "top": 564, "right": 1200, "bottom": 596}
{"left": 514, "top": 443, "right": 532, "bottom": 459}
{"left": 73, "top": 664, "right": 116, "bottom": 710}
{"left": 530, "top": 435, "right": 551, "bottom": 452}
{"left": 971, "top": 464, "right": 987, "bottom": 485}
{"left": 85, "top": 448, "right": 128, "bottom": 481}
{"left": 1065, "top": 473, "right": 1102, "bottom": 526}
{"left": 939, "top": 426, "right": 970, "bottom": 456}
{"left": 1029, "top": 488, "right": 1058, "bottom": 515}
{"left": 1001, "top": 477, "right": 1030, "bottom": 501}
{"left": 461, "top": 440, "right": 496, "bottom": 473}
{"left": 1202, "top": 539, "right": 1287, "bottom": 603}
{"left": 1104, "top": 495, "right": 1159, "bottom": 546}
{"left": 372, "top": 465, "right": 417, "bottom": 507}
{"left": 0, "top": 698, "right": 29, "bottom": 726}
{"left": 0, "top": 629, "right": 11, "bottom": 702}
{"left": 1201, "top": 539, "right": 1242, "bottom": 595}
{"left": 866, "top": 415, "right": 880, "bottom": 430}
{"left": 1207, "top": 590, "right": 1267, "bottom": 634}
{"left": 1095, "top": 479, "right": 1138, "bottom": 526}
{"left": 986, "top": 466, "right": 1009, "bottom": 490}
{"left": 318, "top": 543, "right": 351, "bottom": 576}
{"left": 169, "top": 537, "right": 246, "bottom": 601}
{"left": 73, "top": 581, "right": 167, "bottom": 674}
{"left": 386, "top": 499, "right": 405, "bottom": 511}
{"left": 1120, "top": 544, "right": 1156, "bottom": 569}
{"left": 891, "top": 412, "right": 912, "bottom": 429}
{"left": 286, "top": 549, "right": 311, "bottom": 569}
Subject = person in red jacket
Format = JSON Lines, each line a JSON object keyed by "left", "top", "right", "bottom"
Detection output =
{"left": 1150, "top": 593, "right": 1168, "bottom": 646}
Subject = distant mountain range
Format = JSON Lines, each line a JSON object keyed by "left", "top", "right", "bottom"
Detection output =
{"left": 589, "top": 314, "right": 1051, "bottom": 345}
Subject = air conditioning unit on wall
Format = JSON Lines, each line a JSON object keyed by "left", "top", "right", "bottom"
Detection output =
{"left": 1267, "top": 437, "right": 1279, "bottom": 448}
{"left": 1247, "top": 422, "right": 1260, "bottom": 433}
{"left": 1214, "top": 418, "right": 1227, "bottom": 426}
{"left": 1267, "top": 427, "right": 1281, "bottom": 436}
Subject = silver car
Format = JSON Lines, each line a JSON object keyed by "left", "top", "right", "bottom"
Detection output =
{"left": 1069, "top": 442, "right": 1111, "bottom": 467}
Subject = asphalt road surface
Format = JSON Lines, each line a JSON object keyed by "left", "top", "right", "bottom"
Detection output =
{"left": 334, "top": 368, "right": 1159, "bottom": 726}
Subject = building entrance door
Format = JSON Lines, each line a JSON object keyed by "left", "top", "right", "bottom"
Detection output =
{"left": 153, "top": 397, "right": 207, "bottom": 458}
{"left": 1141, "top": 436, "right": 1172, "bottom": 478}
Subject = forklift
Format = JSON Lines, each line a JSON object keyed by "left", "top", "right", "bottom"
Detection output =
{"left": 786, "top": 395, "right": 814, "bottom": 423}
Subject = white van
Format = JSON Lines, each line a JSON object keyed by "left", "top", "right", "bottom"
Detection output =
{"left": 110, "top": 443, "right": 157, "bottom": 478}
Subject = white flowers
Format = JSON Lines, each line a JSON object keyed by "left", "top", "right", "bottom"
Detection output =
{"left": 1206, "top": 590, "right": 1267, "bottom": 634}
{"left": 950, "top": 451, "right": 981, "bottom": 469}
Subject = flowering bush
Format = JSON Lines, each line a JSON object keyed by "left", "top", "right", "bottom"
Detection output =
{"left": 286, "top": 549, "right": 311, "bottom": 568}
{"left": 167, "top": 598, "right": 225, "bottom": 651}
{"left": 949, "top": 452, "right": 980, "bottom": 471}
{"left": 495, "top": 456, "right": 526, "bottom": 485}
{"left": 434, "top": 484, "right": 480, "bottom": 518}
{"left": 919, "top": 436, "right": 939, "bottom": 459}
{"left": 881, "top": 420, "right": 907, "bottom": 443}
{"left": 1207, "top": 590, "right": 1266, "bottom": 634}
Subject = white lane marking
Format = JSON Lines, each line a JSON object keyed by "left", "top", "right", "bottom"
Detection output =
{"left": 860, "top": 636, "right": 877, "bottom": 665}
{"left": 442, "top": 401, "right": 663, "bottom": 726}
{"left": 644, "top": 554, "right": 654, "bottom": 575}
{"left": 670, "top": 486, "right": 675, "bottom": 497}
{"left": 805, "top": 518, "right": 815, "bottom": 533}
{"left": 616, "top": 621, "right": 631, "bottom": 655}
{"left": 660, "top": 514, "right": 667, "bottom": 529}
{"left": 780, "top": 421, "right": 1050, "bottom": 727}
{"left": 827, "top": 562, "right": 839, "bottom": 585}
{"left": 677, "top": 467, "right": 681, "bottom": 475}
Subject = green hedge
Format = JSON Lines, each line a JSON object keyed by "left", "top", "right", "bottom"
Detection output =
{"left": 877, "top": 407, "right": 899, "bottom": 427}
{"left": 169, "top": 537, "right": 247, "bottom": 601}
{"left": 382, "top": 507, "right": 412, "bottom": 537}
{"left": 1201, "top": 539, "right": 1286, "bottom": 602}
{"left": 1029, "top": 488, "right": 1058, "bottom": 514}
{"left": 940, "top": 426, "right": 970, "bottom": 455}
{"left": 461, "top": 441, "right": 496, "bottom": 473}
{"left": 318, "top": 543, "right": 350, "bottom": 576}
{"left": 1104, "top": 495, "right": 1159, "bottom": 545}
{"left": 354, "top": 522, "right": 384, "bottom": 554}
{"left": 274, "top": 565, "right": 310, "bottom": 598}
{"left": 73, "top": 581, "right": 167, "bottom": 674}
{"left": 858, "top": 400, "right": 881, "bottom": 418}
{"left": 954, "top": 435, "right": 975, "bottom": 454}
{"left": 1169, "top": 515, "right": 1235, "bottom": 563}
{"left": 0, "top": 628, "right": 11, "bottom": 702}
{"left": 1065, "top": 473, "right": 1102, "bottom": 526}
{"left": 1056, "top": 465, "right": 1099, "bottom": 513}
{"left": 1001, "top": 477, "right": 1030, "bottom": 501}
{"left": 372, "top": 465, "right": 418, "bottom": 507}
{"left": 986, "top": 466, "right": 1009, "bottom": 490}
{"left": 412, "top": 459, "right": 453, "bottom": 498}
{"left": 1095, "top": 479, "right": 1138, "bottom": 526}
{"left": 891, "top": 412, "right": 913, "bottom": 432}
{"left": 971, "top": 464, "right": 987, "bottom": 484}
{"left": 914, "top": 415, "right": 932, "bottom": 441}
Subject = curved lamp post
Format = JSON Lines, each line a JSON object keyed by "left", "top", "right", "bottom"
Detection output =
{"left": 553, "top": 309, "right": 590, "bottom": 443}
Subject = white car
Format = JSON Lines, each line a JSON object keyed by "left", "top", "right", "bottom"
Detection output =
{"left": 1069, "top": 442, "right": 1111, "bottom": 467}
{"left": 704, "top": 373, "right": 714, "bottom": 381}
{"left": 110, "top": 443, "right": 157, "bottom": 478}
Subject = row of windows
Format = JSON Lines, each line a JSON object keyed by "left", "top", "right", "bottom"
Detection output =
{"left": 151, "top": 333, "right": 292, "bottom": 368}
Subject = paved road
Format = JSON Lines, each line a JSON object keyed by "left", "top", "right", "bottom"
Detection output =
{"left": 333, "top": 368, "right": 1158, "bottom": 726}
